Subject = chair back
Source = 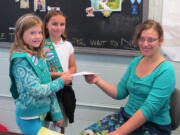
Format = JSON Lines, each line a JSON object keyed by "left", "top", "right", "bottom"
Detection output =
{"left": 170, "top": 88, "right": 180, "bottom": 130}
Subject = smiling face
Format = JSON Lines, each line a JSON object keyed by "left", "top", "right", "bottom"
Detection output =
{"left": 46, "top": 15, "right": 66, "bottom": 40}
{"left": 138, "top": 28, "right": 163, "bottom": 57}
{"left": 23, "top": 24, "right": 43, "bottom": 49}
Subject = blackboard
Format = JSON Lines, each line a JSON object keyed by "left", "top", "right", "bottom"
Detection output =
{"left": 0, "top": 0, "right": 148, "bottom": 56}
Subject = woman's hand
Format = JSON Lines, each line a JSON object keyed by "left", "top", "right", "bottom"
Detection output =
{"left": 84, "top": 72, "right": 99, "bottom": 84}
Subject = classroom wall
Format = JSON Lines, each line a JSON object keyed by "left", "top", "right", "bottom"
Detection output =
{"left": 1, "top": 46, "right": 180, "bottom": 135}
{"left": 1, "top": 0, "right": 180, "bottom": 134}
{"left": 0, "top": 46, "right": 130, "bottom": 134}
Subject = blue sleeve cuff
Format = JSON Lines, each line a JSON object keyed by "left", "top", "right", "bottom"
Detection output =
{"left": 51, "top": 111, "right": 63, "bottom": 122}
{"left": 140, "top": 107, "right": 150, "bottom": 121}
{"left": 55, "top": 78, "right": 64, "bottom": 91}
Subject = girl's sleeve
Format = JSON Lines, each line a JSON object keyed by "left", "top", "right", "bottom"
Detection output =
{"left": 68, "top": 41, "right": 74, "bottom": 54}
{"left": 12, "top": 58, "right": 64, "bottom": 98}
{"left": 49, "top": 93, "right": 63, "bottom": 121}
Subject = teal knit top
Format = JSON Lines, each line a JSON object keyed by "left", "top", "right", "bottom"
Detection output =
{"left": 116, "top": 56, "right": 176, "bottom": 125}
{"left": 10, "top": 54, "right": 64, "bottom": 121}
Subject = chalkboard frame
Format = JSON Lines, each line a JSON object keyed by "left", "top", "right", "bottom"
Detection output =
{"left": 0, "top": 0, "right": 149, "bottom": 57}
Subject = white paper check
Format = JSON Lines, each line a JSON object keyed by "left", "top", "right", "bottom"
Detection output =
{"left": 72, "top": 71, "right": 96, "bottom": 76}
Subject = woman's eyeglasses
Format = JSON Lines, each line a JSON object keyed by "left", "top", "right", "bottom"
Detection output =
{"left": 138, "top": 37, "right": 159, "bottom": 43}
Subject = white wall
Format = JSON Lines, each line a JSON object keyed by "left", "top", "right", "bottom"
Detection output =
{"left": 162, "top": 0, "right": 180, "bottom": 26}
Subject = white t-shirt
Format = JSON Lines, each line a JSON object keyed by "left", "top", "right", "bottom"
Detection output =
{"left": 53, "top": 39, "right": 74, "bottom": 72}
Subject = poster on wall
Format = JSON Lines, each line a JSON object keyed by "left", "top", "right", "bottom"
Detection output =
{"left": 161, "top": 0, "right": 180, "bottom": 62}
{"left": 34, "top": 0, "right": 46, "bottom": 12}
{"left": 20, "top": 0, "right": 29, "bottom": 9}
{"left": 91, "top": 0, "right": 123, "bottom": 11}
{"left": 86, "top": 0, "right": 124, "bottom": 17}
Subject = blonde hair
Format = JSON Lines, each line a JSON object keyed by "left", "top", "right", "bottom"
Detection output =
{"left": 44, "top": 9, "right": 67, "bottom": 40}
{"left": 9, "top": 13, "right": 46, "bottom": 60}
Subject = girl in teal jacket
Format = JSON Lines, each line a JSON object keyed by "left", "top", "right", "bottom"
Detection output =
{"left": 9, "top": 13, "right": 72, "bottom": 135}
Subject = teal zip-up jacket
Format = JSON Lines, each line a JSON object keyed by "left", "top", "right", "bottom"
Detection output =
{"left": 9, "top": 52, "right": 64, "bottom": 121}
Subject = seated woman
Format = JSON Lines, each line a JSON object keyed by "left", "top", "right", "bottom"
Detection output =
{"left": 81, "top": 19, "right": 176, "bottom": 135}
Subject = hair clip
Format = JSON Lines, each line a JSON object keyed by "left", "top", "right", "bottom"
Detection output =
{"left": 17, "top": 15, "right": 34, "bottom": 29}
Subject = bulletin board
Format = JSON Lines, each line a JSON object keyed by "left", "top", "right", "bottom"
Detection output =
{"left": 0, "top": 0, "right": 148, "bottom": 56}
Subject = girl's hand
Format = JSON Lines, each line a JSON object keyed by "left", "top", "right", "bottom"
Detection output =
{"left": 61, "top": 72, "right": 73, "bottom": 85}
{"left": 54, "top": 119, "right": 64, "bottom": 128}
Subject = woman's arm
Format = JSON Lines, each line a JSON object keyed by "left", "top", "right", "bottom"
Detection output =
{"left": 85, "top": 74, "right": 118, "bottom": 98}
{"left": 84, "top": 58, "right": 134, "bottom": 99}
{"left": 108, "top": 109, "right": 146, "bottom": 135}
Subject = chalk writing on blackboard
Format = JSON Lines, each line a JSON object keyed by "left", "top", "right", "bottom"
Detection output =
{"left": 69, "top": 37, "right": 138, "bottom": 50}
